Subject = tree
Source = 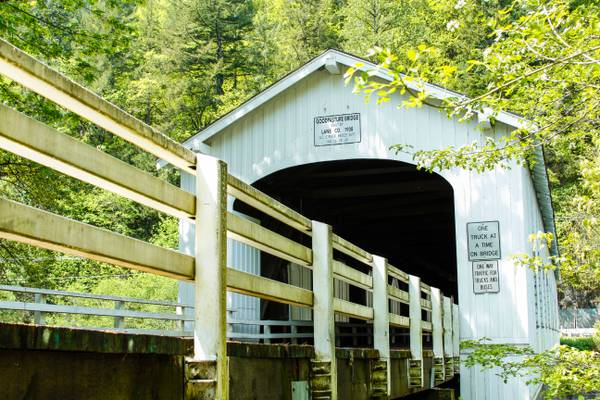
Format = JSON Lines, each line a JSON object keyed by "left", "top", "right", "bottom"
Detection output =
{"left": 340, "top": 0, "right": 404, "bottom": 55}
{"left": 347, "top": 0, "right": 599, "bottom": 169}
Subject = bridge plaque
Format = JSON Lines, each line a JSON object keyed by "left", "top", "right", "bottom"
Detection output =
{"left": 467, "top": 221, "right": 501, "bottom": 261}
{"left": 314, "top": 113, "right": 361, "bottom": 146}
{"left": 472, "top": 261, "right": 500, "bottom": 294}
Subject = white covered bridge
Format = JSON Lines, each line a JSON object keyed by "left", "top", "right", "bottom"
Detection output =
{"left": 0, "top": 39, "right": 559, "bottom": 400}
{"left": 173, "top": 49, "right": 560, "bottom": 400}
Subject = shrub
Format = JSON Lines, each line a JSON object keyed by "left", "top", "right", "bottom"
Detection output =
{"left": 561, "top": 336, "right": 596, "bottom": 351}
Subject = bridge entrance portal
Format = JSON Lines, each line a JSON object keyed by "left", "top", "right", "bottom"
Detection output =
{"left": 233, "top": 158, "right": 458, "bottom": 338}
{"left": 238, "top": 158, "right": 457, "bottom": 299}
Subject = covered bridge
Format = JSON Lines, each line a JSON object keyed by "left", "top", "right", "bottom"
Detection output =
{"left": 172, "top": 49, "right": 560, "bottom": 399}
{"left": 0, "top": 37, "right": 560, "bottom": 399}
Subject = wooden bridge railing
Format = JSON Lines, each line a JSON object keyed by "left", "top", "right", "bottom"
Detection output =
{"left": 0, "top": 39, "right": 459, "bottom": 399}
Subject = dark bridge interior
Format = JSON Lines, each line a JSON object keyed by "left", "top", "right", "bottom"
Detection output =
{"left": 236, "top": 158, "right": 458, "bottom": 299}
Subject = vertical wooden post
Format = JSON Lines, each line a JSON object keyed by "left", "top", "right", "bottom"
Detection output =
{"left": 431, "top": 287, "right": 444, "bottom": 385}
{"left": 177, "top": 305, "right": 185, "bottom": 334}
{"left": 408, "top": 274, "right": 423, "bottom": 388}
{"left": 264, "top": 325, "right": 271, "bottom": 344}
{"left": 372, "top": 255, "right": 390, "bottom": 396}
{"left": 33, "top": 293, "right": 45, "bottom": 325}
{"left": 291, "top": 324, "right": 298, "bottom": 345}
{"left": 311, "top": 220, "right": 336, "bottom": 400}
{"left": 452, "top": 302, "right": 460, "bottom": 374}
{"left": 442, "top": 296, "right": 454, "bottom": 378}
{"left": 190, "top": 153, "right": 228, "bottom": 400}
{"left": 114, "top": 300, "right": 124, "bottom": 329}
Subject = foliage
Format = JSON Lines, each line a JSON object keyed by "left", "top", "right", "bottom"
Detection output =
{"left": 594, "top": 321, "right": 600, "bottom": 351}
{"left": 462, "top": 339, "right": 600, "bottom": 399}
{"left": 560, "top": 336, "right": 596, "bottom": 351}
{"left": 51, "top": 273, "right": 178, "bottom": 330}
{"left": 347, "top": 0, "right": 599, "bottom": 173}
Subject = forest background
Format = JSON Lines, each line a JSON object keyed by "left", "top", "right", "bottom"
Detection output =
{"left": 0, "top": 0, "right": 597, "bottom": 330}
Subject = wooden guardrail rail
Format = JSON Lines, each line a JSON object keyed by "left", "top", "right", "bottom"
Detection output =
{"left": 0, "top": 38, "right": 459, "bottom": 399}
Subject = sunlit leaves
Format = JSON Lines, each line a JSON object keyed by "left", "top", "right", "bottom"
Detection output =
{"left": 461, "top": 339, "right": 600, "bottom": 399}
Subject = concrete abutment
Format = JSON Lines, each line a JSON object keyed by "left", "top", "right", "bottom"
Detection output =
{"left": 0, "top": 323, "right": 456, "bottom": 399}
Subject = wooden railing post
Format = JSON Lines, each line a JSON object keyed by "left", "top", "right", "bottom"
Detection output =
{"left": 188, "top": 154, "right": 228, "bottom": 400}
{"left": 408, "top": 274, "right": 423, "bottom": 388}
{"left": 372, "top": 255, "right": 390, "bottom": 396}
{"left": 264, "top": 325, "right": 271, "bottom": 344}
{"left": 33, "top": 293, "right": 45, "bottom": 325}
{"left": 113, "top": 300, "right": 125, "bottom": 329}
{"left": 177, "top": 304, "right": 185, "bottom": 334}
{"left": 311, "top": 220, "right": 336, "bottom": 400}
{"left": 291, "top": 324, "right": 298, "bottom": 345}
{"left": 452, "top": 302, "right": 460, "bottom": 374}
{"left": 431, "top": 287, "right": 444, "bottom": 386}
{"left": 443, "top": 296, "right": 454, "bottom": 378}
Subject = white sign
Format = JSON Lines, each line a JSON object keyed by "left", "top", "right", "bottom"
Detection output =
{"left": 467, "top": 221, "right": 501, "bottom": 261}
{"left": 472, "top": 261, "right": 500, "bottom": 294}
{"left": 314, "top": 113, "right": 361, "bottom": 146}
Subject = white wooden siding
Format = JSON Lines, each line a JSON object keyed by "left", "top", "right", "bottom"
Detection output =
{"left": 179, "top": 68, "right": 558, "bottom": 399}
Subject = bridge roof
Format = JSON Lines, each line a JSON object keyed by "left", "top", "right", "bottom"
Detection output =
{"left": 163, "top": 49, "right": 558, "bottom": 258}
{"left": 181, "top": 49, "right": 530, "bottom": 150}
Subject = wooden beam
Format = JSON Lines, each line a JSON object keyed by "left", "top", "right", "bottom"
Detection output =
{"left": 333, "top": 260, "right": 373, "bottom": 290}
{"left": 227, "top": 212, "right": 312, "bottom": 266}
{"left": 421, "top": 321, "right": 433, "bottom": 332}
{"left": 333, "top": 207, "right": 451, "bottom": 221}
{"left": 0, "top": 198, "right": 194, "bottom": 280}
{"left": 326, "top": 194, "right": 452, "bottom": 217}
{"left": 227, "top": 174, "right": 311, "bottom": 233}
{"left": 333, "top": 298, "right": 373, "bottom": 320}
{"left": 420, "top": 299, "right": 433, "bottom": 311}
{"left": 332, "top": 234, "right": 372, "bottom": 265}
{"left": 388, "top": 285, "right": 409, "bottom": 304}
{"left": 388, "top": 264, "right": 409, "bottom": 283}
{"left": 0, "top": 39, "right": 196, "bottom": 173}
{"left": 389, "top": 313, "right": 410, "bottom": 328}
{"left": 296, "top": 181, "right": 447, "bottom": 199}
{"left": 227, "top": 268, "right": 313, "bottom": 308}
{"left": 287, "top": 166, "right": 419, "bottom": 180}
{"left": 0, "top": 104, "right": 195, "bottom": 219}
